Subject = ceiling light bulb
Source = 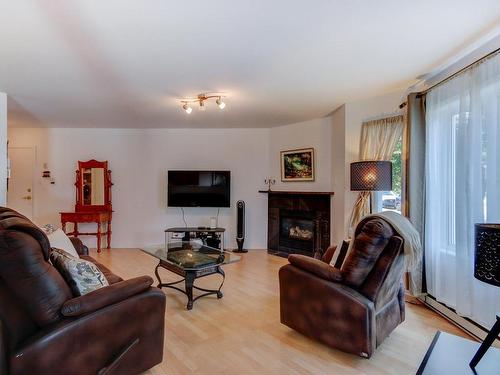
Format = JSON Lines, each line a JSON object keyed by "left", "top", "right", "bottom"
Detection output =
{"left": 199, "top": 100, "right": 206, "bottom": 111}
{"left": 216, "top": 97, "right": 226, "bottom": 110}
{"left": 182, "top": 103, "right": 192, "bottom": 114}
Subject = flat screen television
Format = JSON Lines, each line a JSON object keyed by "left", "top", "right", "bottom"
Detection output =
{"left": 168, "top": 170, "right": 231, "bottom": 207}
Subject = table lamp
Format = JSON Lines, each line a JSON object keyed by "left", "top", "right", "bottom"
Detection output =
{"left": 350, "top": 161, "right": 392, "bottom": 213}
{"left": 469, "top": 223, "right": 500, "bottom": 369}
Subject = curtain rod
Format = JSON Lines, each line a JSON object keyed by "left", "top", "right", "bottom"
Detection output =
{"left": 399, "top": 46, "right": 500, "bottom": 109}
{"left": 363, "top": 112, "right": 404, "bottom": 123}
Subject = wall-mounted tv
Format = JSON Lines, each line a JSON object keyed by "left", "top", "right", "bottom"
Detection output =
{"left": 168, "top": 170, "right": 231, "bottom": 207}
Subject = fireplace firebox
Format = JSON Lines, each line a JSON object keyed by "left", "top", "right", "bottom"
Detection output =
{"left": 279, "top": 211, "right": 315, "bottom": 253}
{"left": 260, "top": 191, "right": 333, "bottom": 258}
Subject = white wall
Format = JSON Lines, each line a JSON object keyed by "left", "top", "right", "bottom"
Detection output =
{"left": 7, "top": 90, "right": 404, "bottom": 250}
{"left": 8, "top": 127, "right": 270, "bottom": 249}
{"left": 0, "top": 93, "right": 6, "bottom": 206}
{"left": 268, "top": 118, "right": 333, "bottom": 192}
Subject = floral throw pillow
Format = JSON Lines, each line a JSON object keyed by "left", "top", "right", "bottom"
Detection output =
{"left": 50, "top": 248, "right": 109, "bottom": 296}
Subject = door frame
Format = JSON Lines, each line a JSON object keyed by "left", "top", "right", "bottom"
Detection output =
{"left": 7, "top": 146, "right": 36, "bottom": 220}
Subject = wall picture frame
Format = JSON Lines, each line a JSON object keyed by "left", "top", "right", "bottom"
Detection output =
{"left": 280, "top": 148, "right": 315, "bottom": 182}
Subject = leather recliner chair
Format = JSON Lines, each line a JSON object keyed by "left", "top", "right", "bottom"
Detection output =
{"left": 0, "top": 207, "right": 166, "bottom": 375}
{"left": 279, "top": 216, "right": 405, "bottom": 358}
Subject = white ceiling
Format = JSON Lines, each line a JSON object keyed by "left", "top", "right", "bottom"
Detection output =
{"left": 1, "top": 1, "right": 500, "bottom": 128}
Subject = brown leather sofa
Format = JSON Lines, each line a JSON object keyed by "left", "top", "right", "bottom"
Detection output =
{"left": 279, "top": 216, "right": 405, "bottom": 358}
{"left": 0, "top": 207, "right": 166, "bottom": 375}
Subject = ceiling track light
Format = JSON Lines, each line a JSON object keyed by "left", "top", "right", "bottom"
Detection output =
{"left": 216, "top": 97, "right": 226, "bottom": 109}
{"left": 180, "top": 93, "right": 227, "bottom": 114}
{"left": 182, "top": 103, "right": 192, "bottom": 114}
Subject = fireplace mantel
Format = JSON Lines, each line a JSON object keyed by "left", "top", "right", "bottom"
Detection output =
{"left": 258, "top": 190, "right": 334, "bottom": 196}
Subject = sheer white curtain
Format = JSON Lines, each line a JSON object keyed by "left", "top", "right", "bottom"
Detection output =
{"left": 425, "top": 53, "right": 500, "bottom": 328}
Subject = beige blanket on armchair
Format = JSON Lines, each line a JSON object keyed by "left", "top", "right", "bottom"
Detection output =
{"left": 346, "top": 211, "right": 424, "bottom": 296}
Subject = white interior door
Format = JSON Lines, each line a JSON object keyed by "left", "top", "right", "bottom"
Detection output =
{"left": 7, "top": 147, "right": 35, "bottom": 219}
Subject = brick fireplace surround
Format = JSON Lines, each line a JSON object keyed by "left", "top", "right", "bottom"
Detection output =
{"left": 259, "top": 191, "right": 333, "bottom": 258}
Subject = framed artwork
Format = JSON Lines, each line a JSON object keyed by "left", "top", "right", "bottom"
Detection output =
{"left": 280, "top": 148, "right": 315, "bottom": 182}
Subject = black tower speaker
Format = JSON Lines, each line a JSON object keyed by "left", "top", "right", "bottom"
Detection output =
{"left": 234, "top": 200, "right": 247, "bottom": 253}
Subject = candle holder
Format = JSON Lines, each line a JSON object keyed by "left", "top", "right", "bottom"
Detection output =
{"left": 264, "top": 178, "right": 276, "bottom": 192}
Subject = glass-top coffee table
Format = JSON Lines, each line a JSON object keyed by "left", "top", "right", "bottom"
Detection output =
{"left": 140, "top": 241, "right": 240, "bottom": 310}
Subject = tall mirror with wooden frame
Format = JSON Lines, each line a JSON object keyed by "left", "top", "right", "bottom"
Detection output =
{"left": 75, "top": 160, "right": 112, "bottom": 212}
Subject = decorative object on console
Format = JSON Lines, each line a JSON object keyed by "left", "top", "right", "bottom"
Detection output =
{"left": 60, "top": 160, "right": 113, "bottom": 253}
{"left": 234, "top": 200, "right": 247, "bottom": 253}
{"left": 210, "top": 216, "right": 217, "bottom": 229}
{"left": 264, "top": 178, "right": 276, "bottom": 191}
{"left": 350, "top": 160, "right": 392, "bottom": 213}
{"left": 180, "top": 92, "right": 226, "bottom": 114}
{"left": 281, "top": 148, "right": 314, "bottom": 182}
{"left": 469, "top": 223, "right": 500, "bottom": 370}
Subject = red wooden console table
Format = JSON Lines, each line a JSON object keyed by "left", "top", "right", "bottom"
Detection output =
{"left": 60, "top": 160, "right": 113, "bottom": 253}
{"left": 60, "top": 211, "right": 112, "bottom": 253}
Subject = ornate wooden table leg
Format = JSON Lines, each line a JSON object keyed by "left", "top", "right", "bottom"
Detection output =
{"left": 97, "top": 222, "right": 102, "bottom": 253}
{"left": 107, "top": 220, "right": 112, "bottom": 249}
{"left": 185, "top": 272, "right": 196, "bottom": 310}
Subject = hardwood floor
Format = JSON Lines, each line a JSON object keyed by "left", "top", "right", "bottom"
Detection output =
{"left": 92, "top": 248, "right": 468, "bottom": 375}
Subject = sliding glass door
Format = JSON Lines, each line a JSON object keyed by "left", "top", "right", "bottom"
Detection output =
{"left": 425, "top": 53, "right": 500, "bottom": 328}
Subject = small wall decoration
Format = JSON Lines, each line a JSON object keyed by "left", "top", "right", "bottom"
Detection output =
{"left": 280, "top": 148, "right": 315, "bottom": 182}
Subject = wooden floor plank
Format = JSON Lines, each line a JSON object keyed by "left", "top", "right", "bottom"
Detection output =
{"left": 91, "top": 248, "right": 467, "bottom": 375}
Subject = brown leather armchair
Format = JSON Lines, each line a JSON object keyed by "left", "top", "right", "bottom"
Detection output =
{"left": 279, "top": 216, "right": 405, "bottom": 358}
{"left": 0, "top": 207, "right": 166, "bottom": 375}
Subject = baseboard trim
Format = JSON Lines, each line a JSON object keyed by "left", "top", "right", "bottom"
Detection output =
{"left": 421, "top": 295, "right": 500, "bottom": 347}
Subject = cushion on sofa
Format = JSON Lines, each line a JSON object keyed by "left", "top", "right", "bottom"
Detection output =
{"left": 80, "top": 255, "right": 123, "bottom": 284}
{"left": 50, "top": 248, "right": 109, "bottom": 296}
{"left": 46, "top": 229, "right": 80, "bottom": 258}
{"left": 341, "top": 218, "right": 394, "bottom": 288}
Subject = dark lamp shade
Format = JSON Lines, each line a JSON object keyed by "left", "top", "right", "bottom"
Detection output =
{"left": 474, "top": 224, "right": 500, "bottom": 287}
{"left": 350, "top": 161, "right": 392, "bottom": 191}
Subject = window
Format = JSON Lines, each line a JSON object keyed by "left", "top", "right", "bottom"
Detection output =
{"left": 374, "top": 134, "right": 404, "bottom": 214}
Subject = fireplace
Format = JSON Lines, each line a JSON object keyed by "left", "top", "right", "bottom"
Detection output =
{"left": 260, "top": 191, "right": 333, "bottom": 258}
{"left": 279, "top": 211, "right": 315, "bottom": 254}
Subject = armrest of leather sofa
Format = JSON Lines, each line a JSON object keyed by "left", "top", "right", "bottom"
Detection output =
{"left": 288, "top": 254, "right": 342, "bottom": 283}
{"left": 69, "top": 237, "right": 89, "bottom": 256}
{"left": 61, "top": 276, "right": 153, "bottom": 317}
{"left": 11, "top": 288, "right": 166, "bottom": 375}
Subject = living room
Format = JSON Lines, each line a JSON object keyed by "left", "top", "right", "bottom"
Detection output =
{"left": 1, "top": 1, "right": 499, "bottom": 374}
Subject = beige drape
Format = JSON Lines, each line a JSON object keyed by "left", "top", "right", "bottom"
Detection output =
{"left": 348, "top": 115, "right": 405, "bottom": 235}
